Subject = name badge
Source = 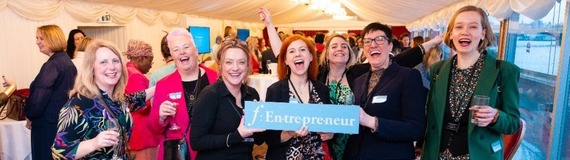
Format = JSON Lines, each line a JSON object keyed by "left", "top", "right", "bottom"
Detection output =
{"left": 372, "top": 95, "right": 387, "bottom": 104}
{"left": 289, "top": 98, "right": 299, "bottom": 103}
{"left": 491, "top": 140, "right": 502, "bottom": 153}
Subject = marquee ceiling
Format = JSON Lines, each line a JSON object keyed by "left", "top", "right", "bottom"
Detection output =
{"left": 82, "top": 0, "right": 460, "bottom": 25}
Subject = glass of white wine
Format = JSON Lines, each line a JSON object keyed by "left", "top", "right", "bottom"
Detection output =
{"left": 106, "top": 119, "right": 122, "bottom": 160}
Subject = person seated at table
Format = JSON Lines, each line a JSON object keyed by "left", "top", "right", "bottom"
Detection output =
{"left": 261, "top": 34, "right": 333, "bottom": 159}
{"left": 149, "top": 28, "right": 218, "bottom": 160}
{"left": 344, "top": 22, "right": 428, "bottom": 160}
{"left": 190, "top": 37, "right": 266, "bottom": 159}
{"left": 51, "top": 39, "right": 156, "bottom": 159}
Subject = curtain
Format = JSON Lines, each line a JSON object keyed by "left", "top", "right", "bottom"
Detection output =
{"left": 405, "top": 0, "right": 557, "bottom": 32}
{"left": 0, "top": 0, "right": 182, "bottom": 26}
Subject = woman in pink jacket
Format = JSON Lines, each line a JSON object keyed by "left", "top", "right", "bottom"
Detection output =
{"left": 149, "top": 28, "right": 217, "bottom": 160}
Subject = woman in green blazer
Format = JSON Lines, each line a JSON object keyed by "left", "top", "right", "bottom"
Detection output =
{"left": 421, "top": 6, "right": 521, "bottom": 160}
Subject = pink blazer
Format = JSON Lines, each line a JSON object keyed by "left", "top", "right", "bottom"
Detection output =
{"left": 149, "top": 65, "right": 217, "bottom": 160}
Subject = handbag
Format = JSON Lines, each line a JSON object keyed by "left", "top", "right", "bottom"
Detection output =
{"left": 0, "top": 89, "right": 29, "bottom": 120}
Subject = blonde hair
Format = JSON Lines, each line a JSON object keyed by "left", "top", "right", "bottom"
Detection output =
{"left": 76, "top": 37, "right": 94, "bottom": 52}
{"left": 444, "top": 5, "right": 495, "bottom": 53}
{"left": 423, "top": 46, "right": 442, "bottom": 68}
{"left": 37, "top": 25, "right": 66, "bottom": 53}
{"left": 69, "top": 40, "right": 127, "bottom": 102}
{"left": 319, "top": 34, "right": 357, "bottom": 69}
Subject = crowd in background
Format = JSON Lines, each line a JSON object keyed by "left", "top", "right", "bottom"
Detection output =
{"left": 0, "top": 5, "right": 521, "bottom": 160}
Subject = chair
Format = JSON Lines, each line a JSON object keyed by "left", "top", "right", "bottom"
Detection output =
{"left": 502, "top": 118, "right": 526, "bottom": 160}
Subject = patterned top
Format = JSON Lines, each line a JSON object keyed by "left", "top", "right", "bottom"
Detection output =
{"left": 327, "top": 80, "right": 352, "bottom": 160}
{"left": 439, "top": 54, "right": 485, "bottom": 159}
{"left": 285, "top": 82, "right": 326, "bottom": 160}
{"left": 52, "top": 90, "right": 146, "bottom": 160}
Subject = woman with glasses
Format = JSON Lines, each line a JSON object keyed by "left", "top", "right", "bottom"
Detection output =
{"left": 190, "top": 37, "right": 265, "bottom": 159}
{"left": 52, "top": 39, "right": 156, "bottom": 159}
{"left": 149, "top": 28, "right": 218, "bottom": 160}
{"left": 259, "top": 7, "right": 440, "bottom": 159}
{"left": 343, "top": 22, "right": 428, "bottom": 159}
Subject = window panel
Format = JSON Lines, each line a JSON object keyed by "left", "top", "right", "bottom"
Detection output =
{"left": 504, "top": 0, "right": 567, "bottom": 159}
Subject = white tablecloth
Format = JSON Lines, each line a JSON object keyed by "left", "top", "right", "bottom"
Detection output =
{"left": 247, "top": 74, "right": 279, "bottom": 101}
{"left": 0, "top": 119, "right": 31, "bottom": 160}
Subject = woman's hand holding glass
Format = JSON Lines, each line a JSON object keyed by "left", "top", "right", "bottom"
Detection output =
{"left": 93, "top": 120, "right": 121, "bottom": 150}
{"left": 237, "top": 117, "right": 266, "bottom": 138}
{"left": 159, "top": 100, "right": 179, "bottom": 129}
{"left": 469, "top": 106, "right": 499, "bottom": 127}
{"left": 469, "top": 95, "right": 499, "bottom": 127}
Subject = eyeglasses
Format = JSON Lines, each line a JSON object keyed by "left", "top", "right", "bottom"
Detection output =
{"left": 362, "top": 36, "right": 388, "bottom": 46}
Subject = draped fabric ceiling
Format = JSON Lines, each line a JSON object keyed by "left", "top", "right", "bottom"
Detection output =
{"left": 0, "top": 0, "right": 558, "bottom": 31}
{"left": 81, "top": 0, "right": 557, "bottom": 31}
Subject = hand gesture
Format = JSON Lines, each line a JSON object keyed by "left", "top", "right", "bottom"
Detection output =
{"left": 237, "top": 117, "right": 265, "bottom": 138}
{"left": 287, "top": 124, "right": 309, "bottom": 138}
{"left": 319, "top": 132, "right": 333, "bottom": 141}
{"left": 2, "top": 75, "right": 14, "bottom": 88}
{"left": 159, "top": 100, "right": 178, "bottom": 121}
{"left": 258, "top": 7, "right": 273, "bottom": 26}
{"left": 470, "top": 106, "right": 498, "bottom": 127}
{"left": 359, "top": 108, "right": 377, "bottom": 130}
{"left": 92, "top": 130, "right": 120, "bottom": 149}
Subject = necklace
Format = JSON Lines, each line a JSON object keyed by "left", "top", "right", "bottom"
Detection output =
{"left": 183, "top": 69, "right": 201, "bottom": 115}
{"left": 289, "top": 78, "right": 311, "bottom": 104}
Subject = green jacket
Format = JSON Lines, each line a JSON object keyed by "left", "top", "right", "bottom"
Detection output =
{"left": 421, "top": 53, "right": 521, "bottom": 160}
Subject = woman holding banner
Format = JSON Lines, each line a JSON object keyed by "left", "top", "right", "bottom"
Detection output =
{"left": 190, "top": 37, "right": 265, "bottom": 159}
{"left": 262, "top": 34, "right": 332, "bottom": 159}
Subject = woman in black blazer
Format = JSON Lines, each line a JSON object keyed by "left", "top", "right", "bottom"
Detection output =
{"left": 191, "top": 38, "right": 265, "bottom": 159}
{"left": 344, "top": 22, "right": 428, "bottom": 160}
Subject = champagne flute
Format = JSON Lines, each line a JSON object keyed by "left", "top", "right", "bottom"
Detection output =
{"left": 106, "top": 119, "right": 122, "bottom": 160}
{"left": 168, "top": 92, "right": 182, "bottom": 130}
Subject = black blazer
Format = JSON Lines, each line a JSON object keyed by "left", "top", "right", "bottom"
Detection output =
{"left": 344, "top": 62, "right": 427, "bottom": 160}
{"left": 191, "top": 80, "right": 261, "bottom": 160}
{"left": 260, "top": 79, "right": 331, "bottom": 160}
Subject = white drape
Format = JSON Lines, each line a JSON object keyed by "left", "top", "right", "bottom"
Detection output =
{"left": 0, "top": 0, "right": 182, "bottom": 26}
{"left": 406, "top": 0, "right": 557, "bottom": 31}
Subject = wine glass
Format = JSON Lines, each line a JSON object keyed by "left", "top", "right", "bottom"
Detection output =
{"left": 106, "top": 119, "right": 122, "bottom": 160}
{"left": 168, "top": 92, "right": 182, "bottom": 130}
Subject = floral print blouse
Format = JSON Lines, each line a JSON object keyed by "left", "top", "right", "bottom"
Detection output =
{"left": 52, "top": 90, "right": 146, "bottom": 160}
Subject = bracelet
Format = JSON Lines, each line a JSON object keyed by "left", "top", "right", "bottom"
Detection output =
{"left": 225, "top": 133, "right": 231, "bottom": 147}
